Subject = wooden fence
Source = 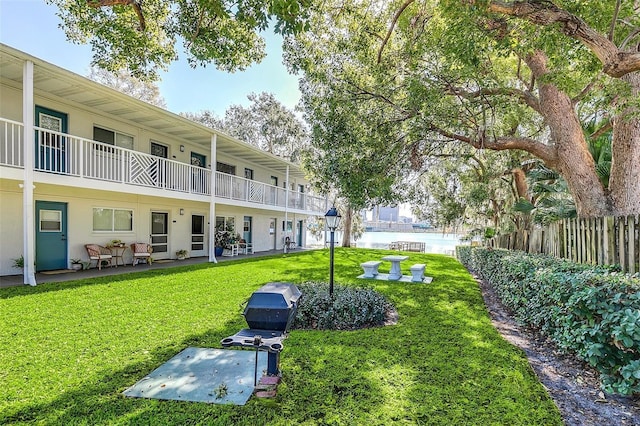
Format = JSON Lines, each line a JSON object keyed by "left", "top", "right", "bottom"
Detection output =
{"left": 487, "top": 215, "right": 640, "bottom": 274}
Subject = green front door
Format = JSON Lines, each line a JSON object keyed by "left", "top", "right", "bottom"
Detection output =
{"left": 35, "top": 201, "right": 68, "bottom": 271}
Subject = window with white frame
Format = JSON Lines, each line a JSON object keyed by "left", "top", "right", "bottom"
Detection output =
{"left": 93, "top": 126, "right": 134, "bottom": 149}
{"left": 215, "top": 216, "right": 235, "bottom": 232}
{"left": 93, "top": 208, "right": 133, "bottom": 232}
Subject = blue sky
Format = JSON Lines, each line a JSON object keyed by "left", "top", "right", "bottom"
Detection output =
{"left": 0, "top": 0, "right": 301, "bottom": 115}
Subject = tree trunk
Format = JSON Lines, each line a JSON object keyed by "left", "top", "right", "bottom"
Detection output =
{"left": 341, "top": 207, "right": 353, "bottom": 247}
{"left": 608, "top": 72, "right": 640, "bottom": 215}
{"left": 512, "top": 168, "right": 529, "bottom": 201}
{"left": 527, "top": 51, "right": 611, "bottom": 217}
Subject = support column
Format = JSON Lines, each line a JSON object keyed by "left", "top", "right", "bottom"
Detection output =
{"left": 209, "top": 133, "right": 218, "bottom": 263}
{"left": 284, "top": 166, "right": 289, "bottom": 253}
{"left": 23, "top": 60, "right": 36, "bottom": 285}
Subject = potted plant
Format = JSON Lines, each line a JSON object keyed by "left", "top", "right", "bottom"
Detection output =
{"left": 12, "top": 255, "right": 24, "bottom": 269}
{"left": 70, "top": 258, "right": 83, "bottom": 270}
{"left": 214, "top": 223, "right": 234, "bottom": 256}
{"left": 107, "top": 239, "right": 124, "bottom": 248}
{"left": 175, "top": 249, "right": 188, "bottom": 260}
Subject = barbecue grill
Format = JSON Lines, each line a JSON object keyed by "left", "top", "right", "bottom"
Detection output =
{"left": 221, "top": 282, "right": 301, "bottom": 376}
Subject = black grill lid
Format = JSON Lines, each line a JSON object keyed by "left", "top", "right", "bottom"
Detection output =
{"left": 243, "top": 282, "right": 301, "bottom": 331}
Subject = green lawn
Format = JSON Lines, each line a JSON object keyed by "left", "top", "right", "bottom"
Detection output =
{"left": 0, "top": 249, "right": 562, "bottom": 425}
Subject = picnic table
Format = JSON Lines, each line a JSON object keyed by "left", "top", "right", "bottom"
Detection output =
{"left": 381, "top": 255, "right": 409, "bottom": 280}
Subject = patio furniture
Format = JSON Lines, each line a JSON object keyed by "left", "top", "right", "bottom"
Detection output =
{"left": 284, "top": 236, "right": 296, "bottom": 251}
{"left": 360, "top": 261, "right": 382, "bottom": 278}
{"left": 238, "top": 239, "right": 253, "bottom": 254}
{"left": 131, "top": 243, "right": 153, "bottom": 265}
{"left": 85, "top": 244, "right": 114, "bottom": 270}
{"left": 381, "top": 255, "right": 409, "bottom": 280}
{"left": 109, "top": 245, "right": 128, "bottom": 267}
{"left": 410, "top": 263, "right": 426, "bottom": 282}
{"left": 223, "top": 243, "right": 239, "bottom": 257}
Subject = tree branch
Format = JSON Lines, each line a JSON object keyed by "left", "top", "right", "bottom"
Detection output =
{"left": 428, "top": 123, "right": 557, "bottom": 164}
{"left": 377, "top": 0, "right": 416, "bottom": 64}
{"left": 608, "top": 0, "right": 621, "bottom": 41}
{"left": 87, "top": 0, "right": 145, "bottom": 31}
{"left": 589, "top": 120, "right": 613, "bottom": 140}
{"left": 571, "top": 79, "right": 597, "bottom": 105}
{"left": 481, "top": 0, "right": 640, "bottom": 77}
{"left": 449, "top": 86, "right": 541, "bottom": 113}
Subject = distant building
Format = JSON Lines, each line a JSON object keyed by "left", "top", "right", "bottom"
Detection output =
{"left": 378, "top": 206, "right": 399, "bottom": 222}
{"left": 368, "top": 205, "right": 400, "bottom": 222}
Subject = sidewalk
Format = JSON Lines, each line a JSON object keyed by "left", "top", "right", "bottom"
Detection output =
{"left": 0, "top": 249, "right": 291, "bottom": 288}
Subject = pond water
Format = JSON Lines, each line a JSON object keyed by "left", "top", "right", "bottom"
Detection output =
{"left": 307, "top": 230, "right": 466, "bottom": 255}
{"left": 357, "top": 231, "right": 464, "bottom": 254}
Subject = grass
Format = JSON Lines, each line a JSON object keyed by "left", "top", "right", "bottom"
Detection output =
{"left": 0, "top": 249, "right": 562, "bottom": 425}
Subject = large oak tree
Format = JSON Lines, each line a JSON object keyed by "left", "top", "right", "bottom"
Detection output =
{"left": 287, "top": 1, "right": 640, "bottom": 218}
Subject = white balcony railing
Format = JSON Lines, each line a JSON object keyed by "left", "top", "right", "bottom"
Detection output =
{"left": 0, "top": 118, "right": 24, "bottom": 168}
{"left": 0, "top": 118, "right": 325, "bottom": 213}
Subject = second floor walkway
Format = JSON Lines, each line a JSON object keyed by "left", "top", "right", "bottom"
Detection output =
{"left": 0, "top": 117, "right": 325, "bottom": 214}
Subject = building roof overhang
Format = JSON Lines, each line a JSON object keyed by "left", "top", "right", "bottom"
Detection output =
{"left": 0, "top": 43, "right": 307, "bottom": 179}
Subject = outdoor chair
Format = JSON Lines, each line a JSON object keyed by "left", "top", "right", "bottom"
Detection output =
{"left": 131, "top": 243, "right": 153, "bottom": 265}
{"left": 223, "top": 243, "right": 239, "bottom": 257}
{"left": 238, "top": 239, "right": 253, "bottom": 254}
{"left": 85, "top": 244, "right": 114, "bottom": 270}
{"left": 284, "top": 236, "right": 296, "bottom": 251}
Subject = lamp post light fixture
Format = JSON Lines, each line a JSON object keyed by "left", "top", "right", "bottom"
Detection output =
{"left": 325, "top": 206, "right": 341, "bottom": 297}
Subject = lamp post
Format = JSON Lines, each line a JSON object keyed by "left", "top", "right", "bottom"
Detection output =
{"left": 325, "top": 206, "right": 341, "bottom": 297}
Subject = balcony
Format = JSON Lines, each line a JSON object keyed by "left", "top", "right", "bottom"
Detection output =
{"left": 0, "top": 118, "right": 325, "bottom": 214}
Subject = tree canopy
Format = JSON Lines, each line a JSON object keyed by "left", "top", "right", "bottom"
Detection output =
{"left": 47, "top": 0, "right": 312, "bottom": 80}
{"left": 286, "top": 0, "right": 640, "bottom": 218}
{"left": 87, "top": 66, "right": 167, "bottom": 108}
{"left": 182, "top": 92, "right": 308, "bottom": 162}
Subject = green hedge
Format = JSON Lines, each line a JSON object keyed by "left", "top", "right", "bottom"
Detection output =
{"left": 457, "top": 246, "right": 640, "bottom": 395}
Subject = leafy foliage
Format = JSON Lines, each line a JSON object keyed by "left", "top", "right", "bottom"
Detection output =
{"left": 286, "top": 1, "right": 640, "bottom": 217}
{"left": 214, "top": 221, "right": 235, "bottom": 248}
{"left": 413, "top": 149, "right": 525, "bottom": 232}
{"left": 87, "top": 66, "right": 167, "bottom": 108}
{"left": 47, "top": 0, "right": 312, "bottom": 80}
{"left": 182, "top": 92, "right": 308, "bottom": 162}
{"left": 458, "top": 246, "right": 640, "bottom": 395}
{"left": 513, "top": 162, "right": 577, "bottom": 225}
{"left": 292, "top": 281, "right": 392, "bottom": 330}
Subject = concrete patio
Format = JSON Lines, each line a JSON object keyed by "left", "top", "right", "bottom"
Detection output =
{"left": 0, "top": 249, "right": 291, "bottom": 288}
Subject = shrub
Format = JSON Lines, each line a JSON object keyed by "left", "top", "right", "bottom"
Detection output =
{"left": 292, "top": 282, "right": 393, "bottom": 331}
{"left": 458, "top": 246, "right": 640, "bottom": 396}
{"left": 12, "top": 255, "right": 24, "bottom": 269}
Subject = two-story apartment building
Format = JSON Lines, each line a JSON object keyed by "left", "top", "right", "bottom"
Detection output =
{"left": 0, "top": 44, "right": 326, "bottom": 285}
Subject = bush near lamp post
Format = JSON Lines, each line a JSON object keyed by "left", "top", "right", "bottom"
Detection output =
{"left": 292, "top": 281, "right": 393, "bottom": 331}
{"left": 457, "top": 246, "right": 640, "bottom": 395}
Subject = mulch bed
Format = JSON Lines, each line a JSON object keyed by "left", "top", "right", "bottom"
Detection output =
{"left": 474, "top": 274, "right": 640, "bottom": 426}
